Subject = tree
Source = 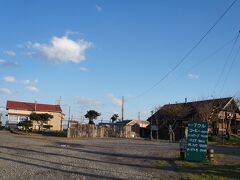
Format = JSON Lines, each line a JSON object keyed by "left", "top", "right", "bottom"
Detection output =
{"left": 17, "top": 120, "right": 33, "bottom": 132}
{"left": 224, "top": 98, "right": 239, "bottom": 139}
{"left": 193, "top": 101, "right": 215, "bottom": 122}
{"left": 160, "top": 104, "right": 191, "bottom": 127}
{"left": 110, "top": 114, "right": 119, "bottom": 123}
{"left": 84, "top": 110, "right": 101, "bottom": 125}
{"left": 30, "top": 112, "right": 53, "bottom": 131}
{"left": 158, "top": 104, "right": 192, "bottom": 141}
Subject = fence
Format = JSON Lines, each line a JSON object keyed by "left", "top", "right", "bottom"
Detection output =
{"left": 67, "top": 121, "right": 133, "bottom": 138}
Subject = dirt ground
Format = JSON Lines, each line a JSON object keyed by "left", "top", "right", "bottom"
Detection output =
{"left": 0, "top": 131, "right": 180, "bottom": 180}
{"left": 0, "top": 131, "right": 239, "bottom": 180}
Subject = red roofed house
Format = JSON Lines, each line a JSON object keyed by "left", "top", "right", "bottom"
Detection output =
{"left": 6, "top": 100, "right": 64, "bottom": 131}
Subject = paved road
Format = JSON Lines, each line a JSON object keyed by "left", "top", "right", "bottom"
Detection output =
{"left": 0, "top": 131, "right": 180, "bottom": 180}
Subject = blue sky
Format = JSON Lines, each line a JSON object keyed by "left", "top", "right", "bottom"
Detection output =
{"left": 0, "top": 0, "right": 240, "bottom": 123}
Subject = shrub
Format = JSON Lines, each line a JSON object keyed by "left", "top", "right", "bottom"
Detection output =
{"left": 17, "top": 120, "right": 33, "bottom": 131}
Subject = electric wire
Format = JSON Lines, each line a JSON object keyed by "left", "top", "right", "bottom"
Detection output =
{"left": 131, "top": 0, "right": 238, "bottom": 100}
{"left": 219, "top": 40, "right": 240, "bottom": 94}
{"left": 180, "top": 35, "right": 236, "bottom": 79}
{"left": 212, "top": 31, "right": 240, "bottom": 94}
{"left": 127, "top": 35, "right": 238, "bottom": 117}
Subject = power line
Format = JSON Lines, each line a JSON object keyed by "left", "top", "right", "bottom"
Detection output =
{"left": 127, "top": 35, "right": 237, "bottom": 116}
{"left": 132, "top": 0, "right": 238, "bottom": 99}
{"left": 188, "top": 36, "right": 237, "bottom": 73}
{"left": 220, "top": 38, "right": 240, "bottom": 94}
{"left": 212, "top": 31, "right": 240, "bottom": 94}
{"left": 172, "top": 35, "right": 237, "bottom": 83}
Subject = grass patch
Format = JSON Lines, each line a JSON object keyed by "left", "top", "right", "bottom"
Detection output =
{"left": 214, "top": 153, "right": 225, "bottom": 158}
{"left": 157, "top": 153, "right": 240, "bottom": 179}
{"left": 175, "top": 160, "right": 240, "bottom": 180}
{"left": 157, "top": 159, "right": 168, "bottom": 166}
{"left": 208, "top": 135, "right": 240, "bottom": 145}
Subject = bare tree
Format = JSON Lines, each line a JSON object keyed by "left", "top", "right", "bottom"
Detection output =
{"left": 194, "top": 101, "right": 215, "bottom": 122}
{"left": 160, "top": 104, "right": 191, "bottom": 126}
{"left": 193, "top": 100, "right": 221, "bottom": 136}
{"left": 225, "top": 98, "right": 239, "bottom": 139}
{"left": 159, "top": 104, "right": 192, "bottom": 141}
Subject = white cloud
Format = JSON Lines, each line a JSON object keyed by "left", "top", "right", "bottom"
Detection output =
{"left": 79, "top": 67, "right": 89, "bottom": 72}
{"left": 21, "top": 80, "right": 30, "bottom": 85}
{"left": 76, "top": 97, "right": 101, "bottom": 108}
{"left": 96, "top": 5, "right": 102, "bottom": 12}
{"left": 32, "top": 79, "right": 38, "bottom": 84}
{"left": 0, "top": 59, "right": 19, "bottom": 67}
{"left": 26, "top": 86, "right": 39, "bottom": 93}
{"left": 3, "top": 50, "right": 16, "bottom": 56}
{"left": 3, "top": 76, "right": 16, "bottom": 83}
{"left": 0, "top": 88, "right": 12, "bottom": 94}
{"left": 188, "top": 73, "right": 199, "bottom": 80}
{"left": 31, "top": 35, "right": 92, "bottom": 63}
{"left": 21, "top": 79, "right": 38, "bottom": 85}
{"left": 108, "top": 94, "right": 122, "bottom": 107}
{"left": 65, "top": 30, "right": 79, "bottom": 37}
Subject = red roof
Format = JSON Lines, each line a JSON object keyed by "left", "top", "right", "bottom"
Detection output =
{"left": 6, "top": 100, "right": 62, "bottom": 112}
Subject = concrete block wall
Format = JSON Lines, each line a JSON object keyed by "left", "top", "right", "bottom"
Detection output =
{"left": 67, "top": 123, "right": 133, "bottom": 139}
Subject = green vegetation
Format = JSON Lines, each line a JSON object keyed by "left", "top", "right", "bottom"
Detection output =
{"left": 157, "top": 159, "right": 168, "bottom": 166}
{"left": 17, "top": 120, "right": 33, "bottom": 132}
{"left": 208, "top": 135, "right": 240, "bottom": 145}
{"left": 30, "top": 112, "right": 53, "bottom": 131}
{"left": 175, "top": 160, "right": 240, "bottom": 180}
{"left": 32, "top": 130, "right": 67, "bottom": 137}
{"left": 157, "top": 152, "right": 240, "bottom": 180}
{"left": 110, "top": 114, "right": 119, "bottom": 123}
{"left": 84, "top": 110, "right": 101, "bottom": 124}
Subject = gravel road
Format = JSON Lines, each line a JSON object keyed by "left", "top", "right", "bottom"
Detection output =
{"left": 0, "top": 131, "right": 180, "bottom": 180}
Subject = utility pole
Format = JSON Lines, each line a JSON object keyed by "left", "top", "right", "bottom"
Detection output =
{"left": 155, "top": 112, "right": 159, "bottom": 140}
{"left": 121, "top": 96, "right": 124, "bottom": 121}
{"left": 138, "top": 112, "right": 140, "bottom": 120}
{"left": 80, "top": 111, "right": 84, "bottom": 123}
{"left": 68, "top": 106, "right": 71, "bottom": 121}
{"left": 222, "top": 111, "right": 226, "bottom": 145}
{"left": 0, "top": 113, "right": 2, "bottom": 126}
{"left": 34, "top": 100, "right": 37, "bottom": 111}
{"left": 56, "top": 96, "right": 62, "bottom": 105}
{"left": 155, "top": 114, "right": 158, "bottom": 140}
{"left": 150, "top": 110, "right": 154, "bottom": 140}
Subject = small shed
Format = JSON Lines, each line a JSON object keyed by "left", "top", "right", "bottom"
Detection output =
{"left": 116, "top": 120, "right": 149, "bottom": 138}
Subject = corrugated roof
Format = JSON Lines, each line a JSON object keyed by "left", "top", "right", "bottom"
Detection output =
{"left": 6, "top": 100, "right": 62, "bottom": 112}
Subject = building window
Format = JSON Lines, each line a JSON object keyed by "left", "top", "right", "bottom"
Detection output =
{"left": 19, "top": 116, "right": 28, "bottom": 122}
{"left": 8, "top": 115, "right": 18, "bottom": 123}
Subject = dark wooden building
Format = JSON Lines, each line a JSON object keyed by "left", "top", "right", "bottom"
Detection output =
{"left": 147, "top": 97, "right": 240, "bottom": 140}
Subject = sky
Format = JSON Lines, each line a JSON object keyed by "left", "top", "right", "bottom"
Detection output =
{"left": 0, "top": 0, "right": 240, "bottom": 123}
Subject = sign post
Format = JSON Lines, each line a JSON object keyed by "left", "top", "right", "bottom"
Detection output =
{"left": 186, "top": 121, "right": 208, "bottom": 162}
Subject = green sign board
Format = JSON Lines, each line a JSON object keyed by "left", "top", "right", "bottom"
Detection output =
{"left": 186, "top": 121, "right": 208, "bottom": 162}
